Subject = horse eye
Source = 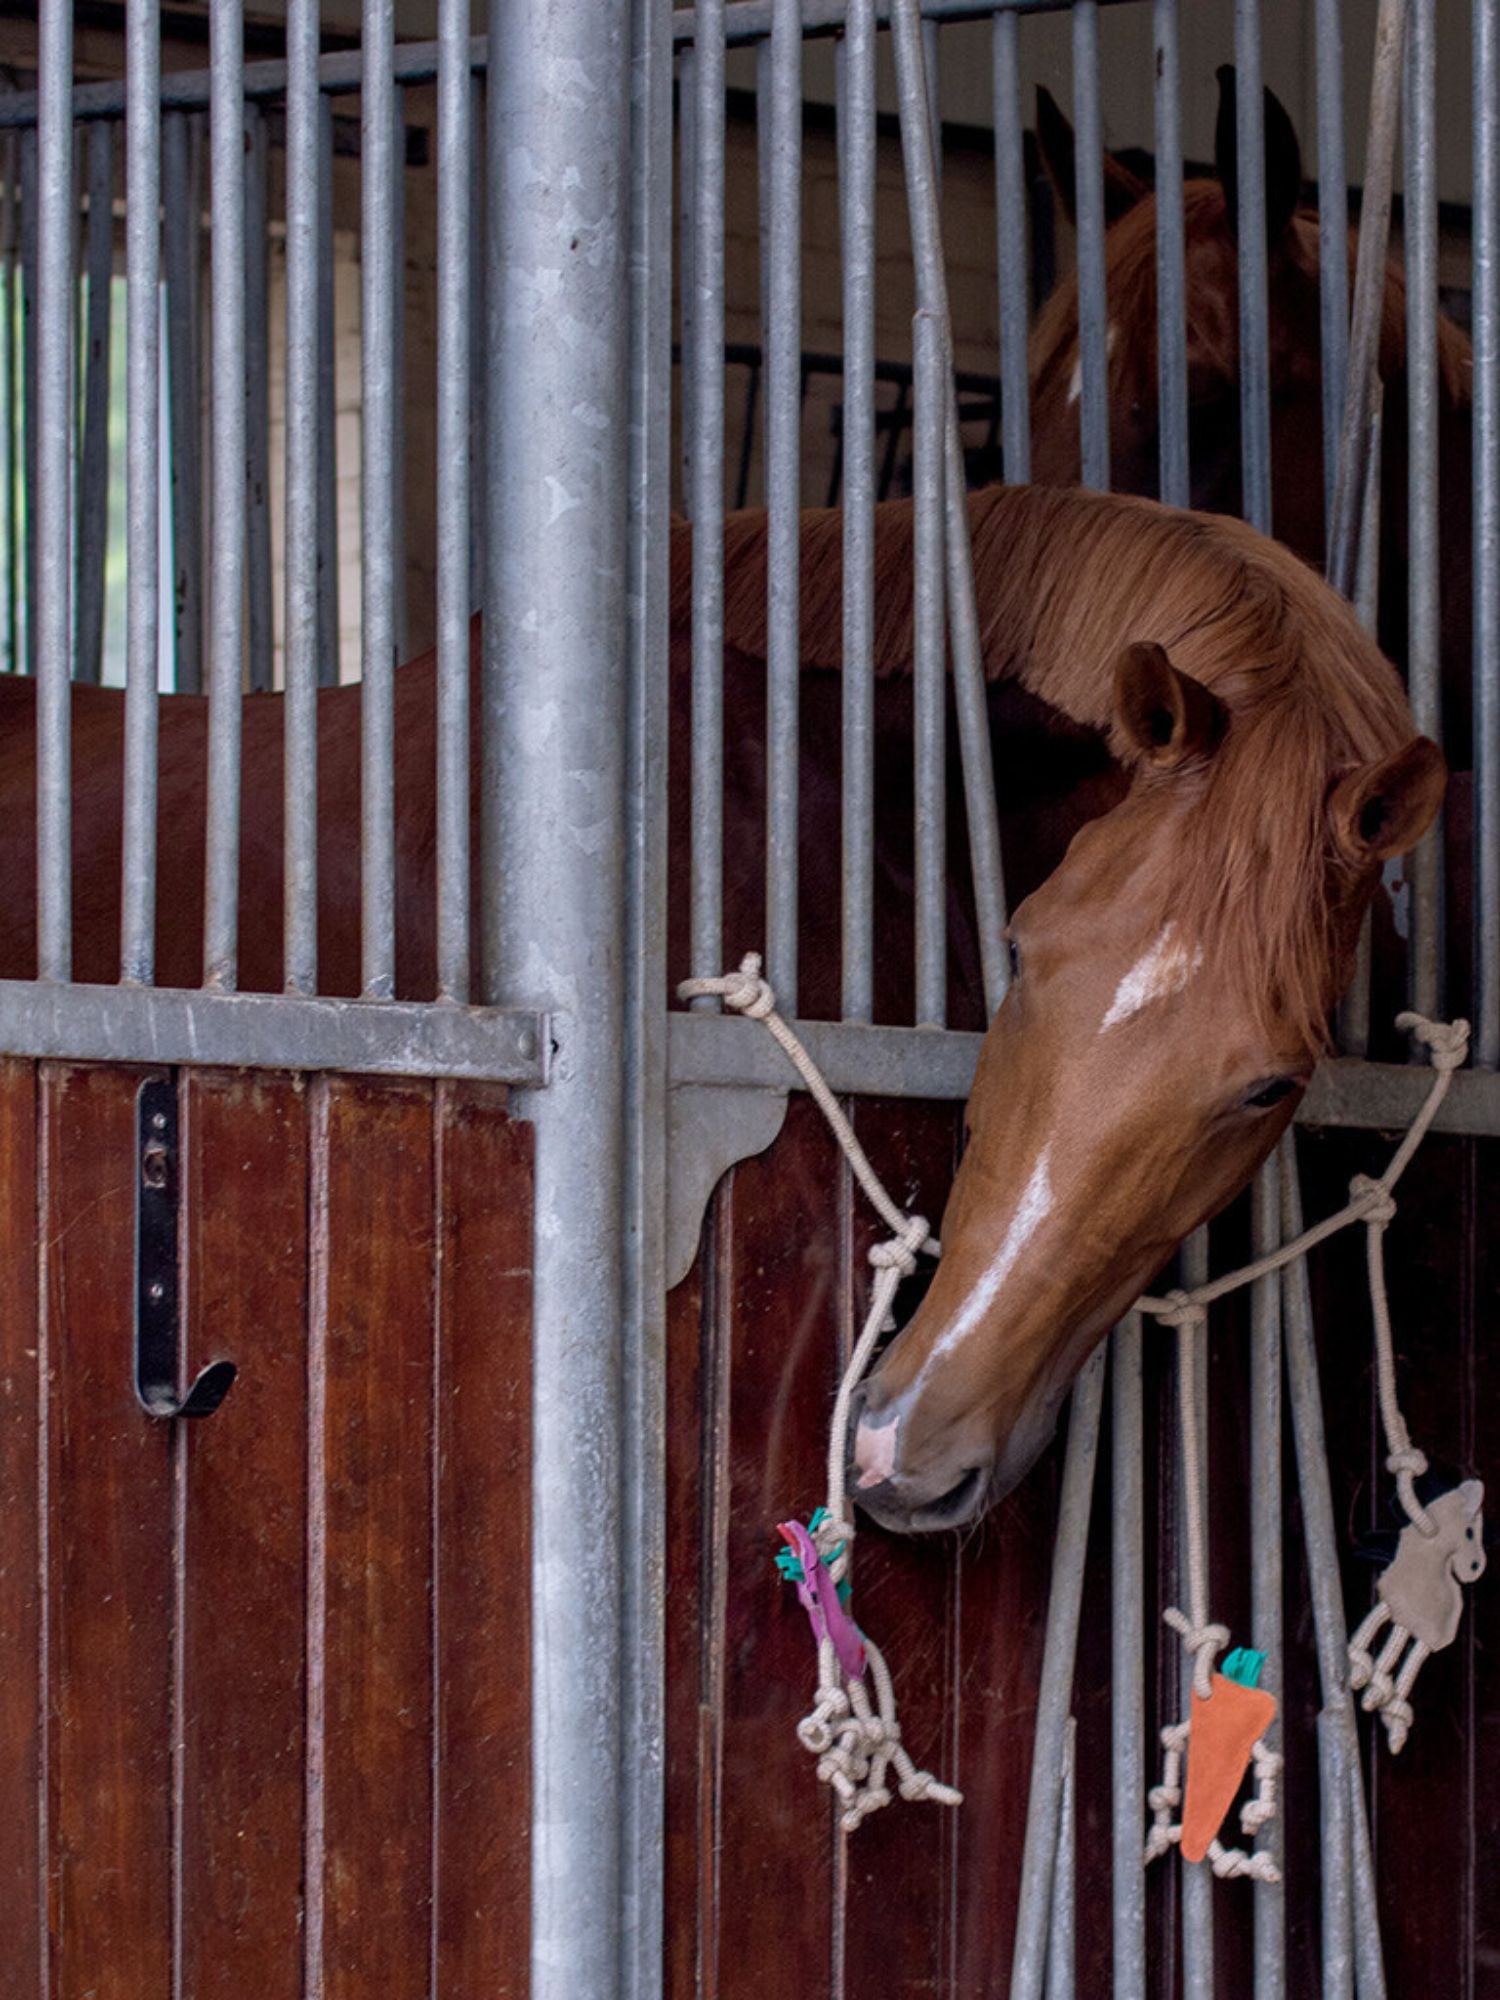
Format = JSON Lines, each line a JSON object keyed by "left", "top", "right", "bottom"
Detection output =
{"left": 1244, "top": 1075, "right": 1299, "bottom": 1110}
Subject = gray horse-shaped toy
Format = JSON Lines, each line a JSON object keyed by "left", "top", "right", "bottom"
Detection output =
{"left": 1348, "top": 1479, "right": 1485, "bottom": 1752}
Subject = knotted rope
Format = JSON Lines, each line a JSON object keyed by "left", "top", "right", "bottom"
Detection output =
{"left": 678, "top": 956, "right": 960, "bottom": 1829}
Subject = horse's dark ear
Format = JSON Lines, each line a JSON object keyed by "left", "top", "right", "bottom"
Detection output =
{"left": 1214, "top": 67, "right": 1304, "bottom": 242}
{"left": 1328, "top": 737, "right": 1447, "bottom": 862}
{"left": 1035, "top": 85, "right": 1149, "bottom": 229}
{"left": 1113, "top": 642, "right": 1227, "bottom": 770}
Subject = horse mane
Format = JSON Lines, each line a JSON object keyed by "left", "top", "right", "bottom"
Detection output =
{"left": 671, "top": 481, "right": 1417, "bottom": 1053}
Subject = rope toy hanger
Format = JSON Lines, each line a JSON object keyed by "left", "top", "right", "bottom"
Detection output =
{"left": 682, "top": 959, "right": 1481, "bottom": 1840}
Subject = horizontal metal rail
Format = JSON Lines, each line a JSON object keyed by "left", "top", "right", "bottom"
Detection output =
{"left": 0, "top": 982, "right": 547, "bottom": 1082}
{"left": 669, "top": 1012, "right": 1500, "bottom": 1134}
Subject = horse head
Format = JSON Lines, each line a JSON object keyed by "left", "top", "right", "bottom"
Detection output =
{"left": 851, "top": 635, "right": 1445, "bottom": 1532}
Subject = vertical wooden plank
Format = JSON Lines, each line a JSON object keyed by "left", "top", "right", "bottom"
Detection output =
{"left": 0, "top": 1061, "right": 40, "bottom": 1998}
{"left": 1472, "top": 1135, "right": 1500, "bottom": 2000}
{"left": 177, "top": 1071, "right": 309, "bottom": 1999}
{"left": 664, "top": 1244, "right": 707, "bottom": 2000}
{"left": 434, "top": 1082, "right": 532, "bottom": 1993}
{"left": 42, "top": 1063, "right": 173, "bottom": 1996}
{"left": 312, "top": 1076, "right": 436, "bottom": 2000}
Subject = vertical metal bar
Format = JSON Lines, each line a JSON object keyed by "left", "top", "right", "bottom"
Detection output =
{"left": 1316, "top": 1712, "right": 1355, "bottom": 2000}
{"left": 837, "top": 0, "right": 875, "bottom": 1023}
{"left": 317, "top": 92, "right": 339, "bottom": 687}
{"left": 244, "top": 101, "right": 274, "bottom": 694}
{"left": 913, "top": 307, "right": 946, "bottom": 1028}
{"left": 1009, "top": 1346, "right": 1106, "bottom": 2000}
{"left": 620, "top": 4, "right": 672, "bottom": 1988}
{"left": 284, "top": 0, "right": 322, "bottom": 995}
{"left": 1476, "top": 0, "right": 1500, "bottom": 1066}
{"left": 676, "top": 43, "right": 697, "bottom": 517}
{"left": 162, "top": 110, "right": 202, "bottom": 691}
{"left": 1315, "top": 0, "right": 1348, "bottom": 536}
{"left": 123, "top": 2, "right": 161, "bottom": 983}
{"left": 688, "top": 0, "right": 725, "bottom": 998}
{"left": 1405, "top": 0, "right": 1442, "bottom": 1022}
{"left": 764, "top": 0, "right": 801, "bottom": 1012}
{"left": 922, "top": 17, "right": 942, "bottom": 199}
{"left": 204, "top": 0, "right": 247, "bottom": 990}
{"left": 35, "top": 0, "right": 74, "bottom": 981}
{"left": 76, "top": 119, "right": 113, "bottom": 686}
{"left": 1153, "top": 0, "right": 1187, "bottom": 508}
{"left": 889, "top": 0, "right": 1009, "bottom": 1011}
{"left": 1326, "top": 0, "right": 1408, "bottom": 598}
{"left": 467, "top": 72, "right": 485, "bottom": 615}
{"left": 1279, "top": 1134, "right": 1388, "bottom": 2000}
{"left": 390, "top": 82, "right": 408, "bottom": 663}
{"left": 1178, "top": 1227, "right": 1212, "bottom": 1998}
{"left": 1234, "top": 0, "right": 1272, "bottom": 534}
{"left": 435, "top": 0, "right": 470, "bottom": 1002}
{"left": 992, "top": 8, "right": 1029, "bottom": 483}
{"left": 362, "top": 0, "right": 397, "bottom": 998}
{"left": 1339, "top": 394, "right": 1384, "bottom": 1058}
{"left": 1045, "top": 1716, "right": 1077, "bottom": 2000}
{"left": 1250, "top": 1157, "right": 1284, "bottom": 1995}
{"left": 485, "top": 5, "right": 633, "bottom": 1992}
{"left": 20, "top": 128, "right": 37, "bottom": 679}
{"left": 0, "top": 134, "right": 15, "bottom": 678}
{"left": 1110, "top": 1313, "right": 1146, "bottom": 2000}
{"left": 1071, "top": 0, "right": 1109, "bottom": 493}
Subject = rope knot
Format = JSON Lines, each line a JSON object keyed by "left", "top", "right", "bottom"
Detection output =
{"left": 1156, "top": 1289, "right": 1206, "bottom": 1331}
{"left": 1385, "top": 1446, "right": 1428, "bottom": 1479}
{"left": 1350, "top": 1173, "right": 1398, "bottom": 1227}
{"left": 1397, "top": 1012, "right": 1470, "bottom": 1072}
{"left": 1164, "top": 1607, "right": 1229, "bottom": 1697}
{"left": 869, "top": 1214, "right": 931, "bottom": 1278}
{"left": 720, "top": 951, "right": 777, "bottom": 1020}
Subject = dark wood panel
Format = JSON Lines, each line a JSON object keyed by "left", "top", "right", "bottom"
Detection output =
{"left": 1472, "top": 1137, "right": 1500, "bottom": 2000}
{"left": 313, "top": 1076, "right": 437, "bottom": 2000}
{"left": 177, "top": 1071, "right": 310, "bottom": 1999}
{"left": 0, "top": 1062, "right": 39, "bottom": 1999}
{"left": 664, "top": 1236, "right": 708, "bottom": 2000}
{"left": 42, "top": 1063, "right": 173, "bottom": 1997}
{"left": 434, "top": 1082, "right": 532, "bottom": 1994}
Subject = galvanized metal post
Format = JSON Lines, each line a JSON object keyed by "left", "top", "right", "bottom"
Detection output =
{"left": 992, "top": 6, "right": 1029, "bottom": 483}
{"left": 484, "top": 5, "right": 634, "bottom": 1995}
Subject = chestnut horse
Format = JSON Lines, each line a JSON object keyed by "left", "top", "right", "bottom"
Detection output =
{"left": 1028, "top": 72, "right": 1475, "bottom": 765}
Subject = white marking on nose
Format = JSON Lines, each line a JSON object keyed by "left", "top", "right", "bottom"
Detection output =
{"left": 915, "top": 1145, "right": 1054, "bottom": 1384}
{"left": 1066, "top": 321, "right": 1117, "bottom": 406}
{"left": 1100, "top": 923, "right": 1203, "bottom": 1032}
{"left": 854, "top": 1408, "right": 902, "bottom": 1489}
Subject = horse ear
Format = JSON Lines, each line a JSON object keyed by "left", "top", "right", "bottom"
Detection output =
{"left": 1113, "top": 642, "right": 1227, "bottom": 770}
{"left": 1327, "top": 737, "right": 1447, "bottom": 862}
{"left": 1035, "top": 85, "right": 1149, "bottom": 229}
{"left": 1214, "top": 67, "right": 1304, "bottom": 243}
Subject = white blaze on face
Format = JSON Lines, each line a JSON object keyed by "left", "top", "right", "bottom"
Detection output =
{"left": 1100, "top": 922, "right": 1203, "bottom": 1033}
{"left": 1067, "top": 320, "right": 1118, "bottom": 406}
{"left": 914, "top": 1145, "right": 1054, "bottom": 1389}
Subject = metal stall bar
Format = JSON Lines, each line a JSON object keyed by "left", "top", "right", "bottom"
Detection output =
{"left": 76, "top": 117, "right": 113, "bottom": 687}
{"left": 620, "top": 2, "right": 673, "bottom": 1988}
{"left": 765, "top": 0, "right": 802, "bottom": 1011}
{"left": 1477, "top": 0, "right": 1500, "bottom": 1067}
{"left": 162, "top": 110, "right": 202, "bottom": 691}
{"left": 435, "top": 0, "right": 471, "bottom": 1003}
{"left": 204, "top": 0, "right": 248, "bottom": 991}
{"left": 992, "top": 6, "right": 1030, "bottom": 483}
{"left": 468, "top": 71, "right": 485, "bottom": 616}
{"left": 1071, "top": 0, "right": 1109, "bottom": 493}
{"left": 889, "top": 0, "right": 1009, "bottom": 1012}
{"left": 689, "top": 0, "right": 726, "bottom": 998}
{"left": 1046, "top": 1717, "right": 1078, "bottom": 2000}
{"left": 1278, "top": 1137, "right": 1387, "bottom": 2000}
{"left": 317, "top": 94, "right": 339, "bottom": 687}
{"left": 122, "top": 0, "right": 160, "bottom": 983}
{"left": 1250, "top": 1158, "right": 1284, "bottom": 1994}
{"left": 913, "top": 307, "right": 946, "bottom": 1026}
{"left": 362, "top": 0, "right": 398, "bottom": 998}
{"left": 35, "top": 1, "right": 74, "bottom": 980}
{"left": 0, "top": 135, "right": 14, "bottom": 677}
{"left": 19, "top": 129, "right": 35, "bottom": 678}
{"left": 1153, "top": 0, "right": 1187, "bottom": 509}
{"left": 1178, "top": 1228, "right": 1212, "bottom": 1998}
{"left": 1337, "top": 400, "right": 1383, "bottom": 1060}
{"left": 1404, "top": 0, "right": 1442, "bottom": 1022}
{"left": 1234, "top": 0, "right": 1271, "bottom": 535}
{"left": 245, "top": 101, "right": 274, "bottom": 694}
{"left": 1315, "top": 0, "right": 1348, "bottom": 534}
{"left": 391, "top": 82, "right": 409, "bottom": 663}
{"left": 1326, "top": 0, "right": 1408, "bottom": 599}
{"left": 284, "top": 0, "right": 322, "bottom": 995}
{"left": 1009, "top": 1345, "right": 1107, "bottom": 2000}
{"left": 1110, "top": 1314, "right": 1146, "bottom": 2000}
{"left": 838, "top": 0, "right": 876, "bottom": 1022}
{"left": 485, "top": 2, "right": 634, "bottom": 1991}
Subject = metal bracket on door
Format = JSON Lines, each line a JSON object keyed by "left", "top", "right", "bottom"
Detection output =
{"left": 665, "top": 1083, "right": 790, "bottom": 1289}
{"left": 134, "top": 1075, "right": 237, "bottom": 1419}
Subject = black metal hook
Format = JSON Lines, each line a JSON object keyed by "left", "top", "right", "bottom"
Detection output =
{"left": 135, "top": 1076, "right": 237, "bottom": 1420}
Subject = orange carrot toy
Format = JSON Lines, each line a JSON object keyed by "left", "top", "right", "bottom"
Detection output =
{"left": 1179, "top": 1653, "right": 1279, "bottom": 1865}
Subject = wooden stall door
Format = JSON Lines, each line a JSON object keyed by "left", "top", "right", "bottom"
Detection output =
{"left": 0, "top": 1061, "right": 533, "bottom": 1998}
